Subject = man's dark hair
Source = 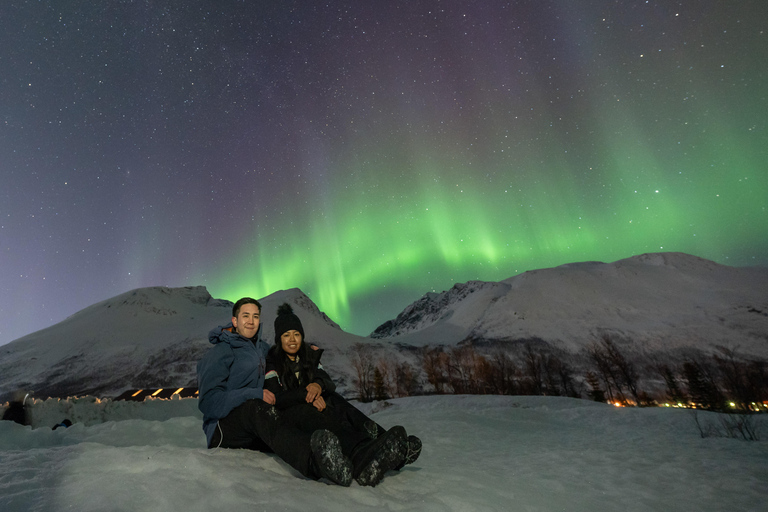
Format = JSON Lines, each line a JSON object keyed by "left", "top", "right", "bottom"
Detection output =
{"left": 232, "top": 297, "right": 261, "bottom": 318}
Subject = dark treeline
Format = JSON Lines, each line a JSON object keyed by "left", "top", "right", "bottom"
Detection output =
{"left": 351, "top": 341, "right": 582, "bottom": 402}
{"left": 658, "top": 347, "right": 768, "bottom": 412}
{"left": 350, "top": 337, "right": 768, "bottom": 413}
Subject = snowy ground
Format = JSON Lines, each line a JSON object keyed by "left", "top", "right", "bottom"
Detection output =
{"left": 1, "top": 395, "right": 766, "bottom": 511}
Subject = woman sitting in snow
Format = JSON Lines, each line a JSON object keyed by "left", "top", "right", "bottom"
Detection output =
{"left": 265, "top": 303, "right": 421, "bottom": 486}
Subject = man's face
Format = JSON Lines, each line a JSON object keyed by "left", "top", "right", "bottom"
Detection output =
{"left": 232, "top": 303, "right": 260, "bottom": 339}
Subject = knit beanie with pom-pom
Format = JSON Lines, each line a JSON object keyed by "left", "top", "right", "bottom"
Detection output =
{"left": 274, "top": 303, "right": 305, "bottom": 345}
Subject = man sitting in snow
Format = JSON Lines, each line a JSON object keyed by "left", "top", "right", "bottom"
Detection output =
{"left": 196, "top": 297, "right": 353, "bottom": 485}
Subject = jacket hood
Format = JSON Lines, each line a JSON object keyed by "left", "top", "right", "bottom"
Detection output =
{"left": 208, "top": 322, "right": 263, "bottom": 348}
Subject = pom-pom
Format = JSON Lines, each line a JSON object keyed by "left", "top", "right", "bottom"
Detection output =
{"left": 276, "top": 303, "right": 294, "bottom": 316}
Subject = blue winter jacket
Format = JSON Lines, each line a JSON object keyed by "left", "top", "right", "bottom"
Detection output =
{"left": 197, "top": 322, "right": 270, "bottom": 446}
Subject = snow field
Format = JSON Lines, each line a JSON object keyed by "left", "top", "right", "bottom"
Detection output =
{"left": 1, "top": 395, "right": 767, "bottom": 511}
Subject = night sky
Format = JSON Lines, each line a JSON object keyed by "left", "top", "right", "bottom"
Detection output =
{"left": 2, "top": 1, "right": 766, "bottom": 345}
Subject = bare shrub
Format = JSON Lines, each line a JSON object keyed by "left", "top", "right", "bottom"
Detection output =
{"left": 691, "top": 408, "right": 762, "bottom": 441}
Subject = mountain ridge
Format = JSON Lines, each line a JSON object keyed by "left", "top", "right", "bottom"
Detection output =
{"left": 1, "top": 252, "right": 766, "bottom": 402}
{"left": 371, "top": 252, "right": 768, "bottom": 355}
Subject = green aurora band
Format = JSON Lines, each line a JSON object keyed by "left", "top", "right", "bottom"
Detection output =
{"left": 209, "top": 120, "right": 767, "bottom": 334}
{"left": 203, "top": 3, "right": 768, "bottom": 335}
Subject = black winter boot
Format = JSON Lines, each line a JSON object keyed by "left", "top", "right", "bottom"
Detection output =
{"left": 352, "top": 426, "right": 407, "bottom": 487}
{"left": 310, "top": 430, "right": 352, "bottom": 486}
{"left": 394, "top": 435, "right": 422, "bottom": 470}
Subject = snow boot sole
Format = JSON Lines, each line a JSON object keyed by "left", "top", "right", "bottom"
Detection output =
{"left": 310, "top": 429, "right": 352, "bottom": 486}
{"left": 354, "top": 426, "right": 407, "bottom": 487}
{"left": 395, "top": 435, "right": 422, "bottom": 470}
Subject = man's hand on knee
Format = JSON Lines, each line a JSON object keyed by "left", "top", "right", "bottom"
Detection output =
{"left": 262, "top": 389, "right": 276, "bottom": 405}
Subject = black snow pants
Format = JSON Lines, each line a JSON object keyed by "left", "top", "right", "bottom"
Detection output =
{"left": 209, "top": 398, "right": 317, "bottom": 479}
{"left": 323, "top": 391, "right": 386, "bottom": 438}
{"left": 277, "top": 399, "right": 370, "bottom": 457}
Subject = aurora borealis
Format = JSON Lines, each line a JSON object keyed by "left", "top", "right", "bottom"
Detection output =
{"left": 1, "top": 1, "right": 767, "bottom": 344}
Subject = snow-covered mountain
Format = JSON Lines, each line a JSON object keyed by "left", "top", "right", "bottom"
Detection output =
{"left": 0, "top": 286, "right": 227, "bottom": 402}
{"left": 372, "top": 252, "right": 768, "bottom": 359}
{"left": 0, "top": 286, "right": 364, "bottom": 402}
{"left": 1, "top": 252, "right": 766, "bottom": 402}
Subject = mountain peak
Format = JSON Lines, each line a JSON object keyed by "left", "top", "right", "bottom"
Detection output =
{"left": 371, "top": 280, "right": 510, "bottom": 338}
{"left": 619, "top": 251, "right": 726, "bottom": 270}
{"left": 91, "top": 286, "right": 229, "bottom": 315}
{"left": 259, "top": 288, "right": 341, "bottom": 331}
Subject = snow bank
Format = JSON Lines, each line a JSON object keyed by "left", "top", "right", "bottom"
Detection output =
{"left": 2, "top": 395, "right": 201, "bottom": 430}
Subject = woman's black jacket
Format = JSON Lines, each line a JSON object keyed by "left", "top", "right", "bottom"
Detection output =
{"left": 264, "top": 345, "right": 336, "bottom": 409}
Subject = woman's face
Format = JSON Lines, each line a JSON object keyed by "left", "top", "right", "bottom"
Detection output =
{"left": 280, "top": 330, "right": 302, "bottom": 357}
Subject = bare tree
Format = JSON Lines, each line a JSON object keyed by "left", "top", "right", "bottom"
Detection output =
{"left": 446, "top": 346, "right": 484, "bottom": 394}
{"left": 600, "top": 336, "right": 640, "bottom": 403}
{"left": 683, "top": 360, "right": 723, "bottom": 410}
{"left": 713, "top": 348, "right": 767, "bottom": 409}
{"left": 486, "top": 350, "right": 518, "bottom": 395}
{"left": 659, "top": 365, "right": 687, "bottom": 405}
{"left": 373, "top": 367, "right": 388, "bottom": 401}
{"left": 587, "top": 336, "right": 639, "bottom": 404}
{"left": 376, "top": 357, "right": 398, "bottom": 398}
{"left": 541, "top": 354, "right": 561, "bottom": 396}
{"left": 552, "top": 356, "right": 579, "bottom": 398}
{"left": 585, "top": 371, "right": 606, "bottom": 402}
{"left": 395, "top": 361, "right": 418, "bottom": 397}
{"left": 422, "top": 347, "right": 449, "bottom": 394}
{"left": 351, "top": 343, "right": 375, "bottom": 402}
{"left": 523, "top": 344, "right": 544, "bottom": 395}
